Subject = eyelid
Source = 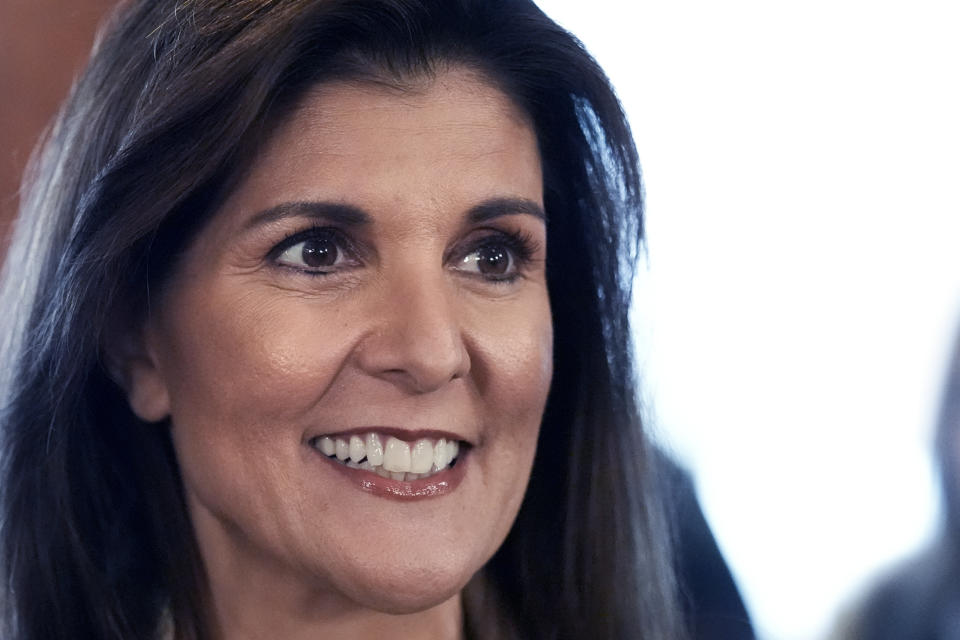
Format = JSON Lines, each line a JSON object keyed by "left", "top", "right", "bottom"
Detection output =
{"left": 458, "top": 227, "right": 537, "bottom": 259}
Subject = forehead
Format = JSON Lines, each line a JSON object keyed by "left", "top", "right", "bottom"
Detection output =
{"left": 211, "top": 67, "right": 543, "bottom": 237}
{"left": 292, "top": 67, "right": 534, "bottom": 149}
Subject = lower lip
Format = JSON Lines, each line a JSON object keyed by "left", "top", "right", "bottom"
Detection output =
{"left": 309, "top": 447, "right": 469, "bottom": 500}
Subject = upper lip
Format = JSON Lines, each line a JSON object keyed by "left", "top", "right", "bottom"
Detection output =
{"left": 307, "top": 425, "right": 474, "bottom": 446}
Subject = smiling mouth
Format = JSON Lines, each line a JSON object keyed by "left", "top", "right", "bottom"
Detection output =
{"left": 308, "top": 432, "right": 462, "bottom": 482}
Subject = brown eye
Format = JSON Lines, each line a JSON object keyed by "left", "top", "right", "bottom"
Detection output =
{"left": 456, "top": 240, "right": 518, "bottom": 280}
{"left": 274, "top": 230, "right": 354, "bottom": 273}
{"left": 475, "top": 244, "right": 510, "bottom": 276}
{"left": 300, "top": 237, "right": 339, "bottom": 268}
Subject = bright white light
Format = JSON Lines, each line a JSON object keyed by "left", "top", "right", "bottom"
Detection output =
{"left": 538, "top": 1, "right": 960, "bottom": 639}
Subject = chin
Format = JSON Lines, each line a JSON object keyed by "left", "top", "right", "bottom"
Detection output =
{"left": 339, "top": 565, "right": 472, "bottom": 614}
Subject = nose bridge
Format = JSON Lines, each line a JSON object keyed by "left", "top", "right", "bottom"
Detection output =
{"left": 359, "top": 262, "right": 469, "bottom": 393}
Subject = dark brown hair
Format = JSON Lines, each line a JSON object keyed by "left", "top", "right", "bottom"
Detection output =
{"left": 0, "top": 1, "right": 681, "bottom": 638}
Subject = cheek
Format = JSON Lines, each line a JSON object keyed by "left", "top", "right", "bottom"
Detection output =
{"left": 475, "top": 297, "right": 553, "bottom": 461}
{"left": 475, "top": 309, "right": 553, "bottom": 544}
{"left": 477, "top": 294, "right": 553, "bottom": 402}
{"left": 153, "top": 285, "right": 361, "bottom": 537}
{"left": 158, "top": 289, "right": 355, "bottom": 428}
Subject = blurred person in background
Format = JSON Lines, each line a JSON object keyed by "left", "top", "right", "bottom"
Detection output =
{"left": 836, "top": 323, "right": 960, "bottom": 640}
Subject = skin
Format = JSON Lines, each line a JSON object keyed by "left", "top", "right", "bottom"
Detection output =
{"left": 124, "top": 68, "right": 552, "bottom": 639}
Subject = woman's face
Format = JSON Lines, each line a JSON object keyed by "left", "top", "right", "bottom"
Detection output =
{"left": 129, "top": 68, "right": 552, "bottom": 615}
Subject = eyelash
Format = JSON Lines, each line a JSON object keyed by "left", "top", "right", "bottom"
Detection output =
{"left": 266, "top": 226, "right": 539, "bottom": 283}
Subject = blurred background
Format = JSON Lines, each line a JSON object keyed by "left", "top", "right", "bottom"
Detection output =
{"left": 0, "top": 0, "right": 116, "bottom": 251}
{"left": 2, "top": 1, "right": 959, "bottom": 638}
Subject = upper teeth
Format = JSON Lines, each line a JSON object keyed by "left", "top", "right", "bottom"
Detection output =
{"left": 312, "top": 433, "right": 460, "bottom": 481}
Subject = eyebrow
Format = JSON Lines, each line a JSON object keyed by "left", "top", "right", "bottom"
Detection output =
{"left": 244, "top": 201, "right": 372, "bottom": 230}
{"left": 466, "top": 197, "right": 547, "bottom": 224}
{"left": 244, "top": 196, "right": 546, "bottom": 230}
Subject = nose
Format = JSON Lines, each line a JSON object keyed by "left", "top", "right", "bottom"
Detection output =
{"left": 355, "top": 272, "right": 471, "bottom": 394}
